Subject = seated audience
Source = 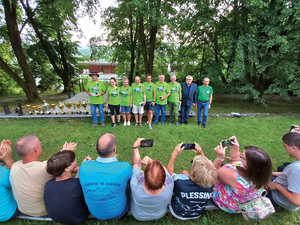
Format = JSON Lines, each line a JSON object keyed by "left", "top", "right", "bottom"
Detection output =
{"left": 167, "top": 142, "right": 217, "bottom": 220}
{"left": 267, "top": 131, "right": 300, "bottom": 211}
{"left": 130, "top": 138, "right": 174, "bottom": 221}
{"left": 0, "top": 140, "right": 19, "bottom": 222}
{"left": 44, "top": 151, "right": 90, "bottom": 224}
{"left": 79, "top": 133, "right": 132, "bottom": 220}
{"left": 10, "top": 134, "right": 76, "bottom": 217}
{"left": 212, "top": 136, "right": 273, "bottom": 213}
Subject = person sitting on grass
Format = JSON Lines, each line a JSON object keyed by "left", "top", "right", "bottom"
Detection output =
{"left": 167, "top": 143, "right": 217, "bottom": 220}
{"left": 44, "top": 151, "right": 91, "bottom": 225}
{"left": 106, "top": 77, "right": 121, "bottom": 127}
{"left": 267, "top": 131, "right": 300, "bottom": 211}
{"left": 10, "top": 134, "right": 77, "bottom": 217}
{"left": 0, "top": 140, "right": 20, "bottom": 222}
{"left": 130, "top": 138, "right": 174, "bottom": 221}
{"left": 212, "top": 136, "right": 273, "bottom": 213}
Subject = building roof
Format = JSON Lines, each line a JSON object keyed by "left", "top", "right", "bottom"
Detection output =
{"left": 78, "top": 61, "right": 118, "bottom": 66}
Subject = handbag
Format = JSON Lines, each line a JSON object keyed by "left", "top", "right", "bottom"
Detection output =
{"left": 237, "top": 189, "right": 275, "bottom": 220}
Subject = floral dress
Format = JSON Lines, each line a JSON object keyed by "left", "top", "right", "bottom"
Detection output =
{"left": 211, "top": 161, "right": 261, "bottom": 213}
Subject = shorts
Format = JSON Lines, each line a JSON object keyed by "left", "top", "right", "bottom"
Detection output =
{"left": 109, "top": 104, "right": 120, "bottom": 116}
{"left": 144, "top": 101, "right": 155, "bottom": 111}
{"left": 121, "top": 105, "right": 131, "bottom": 113}
{"left": 132, "top": 104, "right": 144, "bottom": 114}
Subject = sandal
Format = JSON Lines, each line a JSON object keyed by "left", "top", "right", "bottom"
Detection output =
{"left": 139, "top": 123, "right": 142, "bottom": 127}
{"left": 135, "top": 123, "right": 138, "bottom": 126}
{"left": 148, "top": 125, "right": 152, "bottom": 129}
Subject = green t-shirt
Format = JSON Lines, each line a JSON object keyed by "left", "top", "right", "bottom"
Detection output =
{"left": 197, "top": 85, "right": 213, "bottom": 101}
{"left": 107, "top": 86, "right": 120, "bottom": 105}
{"left": 168, "top": 82, "right": 181, "bottom": 103}
{"left": 143, "top": 82, "right": 156, "bottom": 102}
{"left": 155, "top": 82, "right": 170, "bottom": 105}
{"left": 86, "top": 80, "right": 106, "bottom": 104}
{"left": 131, "top": 83, "right": 146, "bottom": 106}
{"left": 119, "top": 86, "right": 132, "bottom": 107}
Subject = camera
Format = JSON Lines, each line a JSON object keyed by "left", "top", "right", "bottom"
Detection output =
{"left": 140, "top": 139, "right": 153, "bottom": 147}
{"left": 160, "top": 96, "right": 163, "bottom": 99}
{"left": 221, "top": 138, "right": 234, "bottom": 147}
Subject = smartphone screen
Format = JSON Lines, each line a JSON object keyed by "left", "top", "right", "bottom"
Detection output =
{"left": 221, "top": 138, "right": 234, "bottom": 147}
{"left": 181, "top": 143, "right": 195, "bottom": 150}
{"left": 140, "top": 139, "right": 153, "bottom": 147}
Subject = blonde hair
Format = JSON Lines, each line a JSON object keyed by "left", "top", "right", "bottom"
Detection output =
{"left": 191, "top": 155, "right": 217, "bottom": 188}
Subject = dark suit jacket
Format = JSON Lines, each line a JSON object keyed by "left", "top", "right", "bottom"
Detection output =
{"left": 181, "top": 82, "right": 198, "bottom": 106}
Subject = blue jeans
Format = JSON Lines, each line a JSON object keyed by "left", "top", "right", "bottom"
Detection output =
{"left": 180, "top": 105, "right": 192, "bottom": 123}
{"left": 91, "top": 104, "right": 105, "bottom": 123}
{"left": 154, "top": 104, "right": 166, "bottom": 123}
{"left": 197, "top": 100, "right": 209, "bottom": 124}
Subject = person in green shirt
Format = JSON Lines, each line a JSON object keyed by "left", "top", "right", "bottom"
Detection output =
{"left": 106, "top": 77, "right": 121, "bottom": 127}
{"left": 119, "top": 78, "right": 133, "bottom": 126}
{"left": 168, "top": 75, "right": 182, "bottom": 127}
{"left": 86, "top": 71, "right": 106, "bottom": 128}
{"left": 143, "top": 74, "right": 156, "bottom": 129}
{"left": 153, "top": 74, "right": 170, "bottom": 125}
{"left": 197, "top": 77, "right": 213, "bottom": 129}
{"left": 132, "top": 76, "right": 146, "bottom": 126}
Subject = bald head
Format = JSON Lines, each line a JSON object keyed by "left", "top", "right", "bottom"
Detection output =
{"left": 96, "top": 133, "right": 116, "bottom": 157}
{"left": 14, "top": 134, "right": 40, "bottom": 158}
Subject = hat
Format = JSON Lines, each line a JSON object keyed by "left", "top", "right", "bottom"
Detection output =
{"left": 89, "top": 71, "right": 99, "bottom": 77}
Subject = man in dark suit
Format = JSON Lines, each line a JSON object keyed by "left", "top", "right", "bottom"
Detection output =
{"left": 180, "top": 75, "right": 197, "bottom": 124}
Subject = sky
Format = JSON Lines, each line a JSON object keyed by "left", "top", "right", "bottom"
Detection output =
{"left": 72, "top": 1, "right": 117, "bottom": 47}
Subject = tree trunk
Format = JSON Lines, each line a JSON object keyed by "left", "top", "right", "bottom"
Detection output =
{"left": 57, "top": 31, "right": 70, "bottom": 93}
{"left": 139, "top": 17, "right": 149, "bottom": 74}
{"left": 2, "top": 0, "right": 41, "bottom": 102}
{"left": 129, "top": 13, "right": 135, "bottom": 85}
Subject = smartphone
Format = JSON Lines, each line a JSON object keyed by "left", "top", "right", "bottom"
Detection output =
{"left": 290, "top": 125, "right": 296, "bottom": 132}
{"left": 181, "top": 143, "right": 195, "bottom": 150}
{"left": 140, "top": 139, "right": 153, "bottom": 147}
{"left": 221, "top": 138, "right": 234, "bottom": 147}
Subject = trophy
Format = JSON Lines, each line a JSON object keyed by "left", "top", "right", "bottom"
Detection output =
{"left": 50, "top": 103, "right": 57, "bottom": 115}
{"left": 37, "top": 105, "right": 44, "bottom": 115}
{"left": 81, "top": 100, "right": 88, "bottom": 114}
{"left": 75, "top": 102, "right": 82, "bottom": 114}
{"left": 15, "top": 103, "right": 24, "bottom": 116}
{"left": 64, "top": 102, "right": 73, "bottom": 115}
{"left": 43, "top": 100, "right": 50, "bottom": 115}
{"left": 58, "top": 102, "right": 65, "bottom": 114}
{"left": 26, "top": 105, "right": 32, "bottom": 115}
{"left": 32, "top": 105, "right": 38, "bottom": 115}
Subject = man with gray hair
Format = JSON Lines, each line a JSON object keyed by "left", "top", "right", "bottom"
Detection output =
{"left": 79, "top": 133, "right": 132, "bottom": 220}
{"left": 180, "top": 75, "right": 198, "bottom": 124}
{"left": 10, "top": 134, "right": 76, "bottom": 217}
{"left": 168, "top": 74, "right": 182, "bottom": 126}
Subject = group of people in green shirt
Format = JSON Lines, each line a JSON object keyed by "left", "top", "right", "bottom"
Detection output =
{"left": 86, "top": 71, "right": 213, "bottom": 129}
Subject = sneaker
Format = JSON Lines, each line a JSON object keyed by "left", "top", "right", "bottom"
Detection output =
{"left": 184, "top": 121, "right": 188, "bottom": 125}
{"left": 202, "top": 124, "right": 207, "bottom": 129}
{"left": 180, "top": 121, "right": 183, "bottom": 125}
{"left": 169, "top": 121, "right": 173, "bottom": 124}
{"left": 101, "top": 122, "right": 105, "bottom": 127}
{"left": 127, "top": 121, "right": 130, "bottom": 126}
{"left": 117, "top": 122, "right": 121, "bottom": 126}
{"left": 111, "top": 123, "right": 116, "bottom": 127}
{"left": 197, "top": 121, "right": 201, "bottom": 125}
{"left": 90, "top": 123, "right": 97, "bottom": 128}
{"left": 162, "top": 122, "right": 165, "bottom": 125}
{"left": 148, "top": 125, "right": 152, "bottom": 129}
{"left": 124, "top": 121, "right": 127, "bottom": 126}
{"left": 175, "top": 122, "right": 179, "bottom": 127}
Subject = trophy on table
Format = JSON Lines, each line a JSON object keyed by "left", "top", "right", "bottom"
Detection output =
{"left": 64, "top": 102, "right": 73, "bottom": 115}
{"left": 37, "top": 105, "right": 44, "bottom": 115}
{"left": 75, "top": 102, "right": 82, "bottom": 114}
{"left": 15, "top": 103, "right": 24, "bottom": 116}
{"left": 26, "top": 105, "right": 32, "bottom": 115}
{"left": 58, "top": 102, "right": 65, "bottom": 115}
{"left": 50, "top": 103, "right": 57, "bottom": 115}
{"left": 32, "top": 105, "right": 38, "bottom": 115}
{"left": 81, "top": 100, "right": 88, "bottom": 114}
{"left": 43, "top": 100, "right": 50, "bottom": 115}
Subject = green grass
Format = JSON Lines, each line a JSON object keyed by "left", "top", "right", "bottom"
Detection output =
{"left": 1, "top": 115, "right": 300, "bottom": 225}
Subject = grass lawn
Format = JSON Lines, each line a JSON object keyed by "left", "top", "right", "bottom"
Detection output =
{"left": 1, "top": 113, "right": 300, "bottom": 225}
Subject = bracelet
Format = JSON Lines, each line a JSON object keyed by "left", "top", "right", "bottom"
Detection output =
{"left": 132, "top": 146, "right": 138, "bottom": 149}
{"left": 217, "top": 157, "right": 224, "bottom": 161}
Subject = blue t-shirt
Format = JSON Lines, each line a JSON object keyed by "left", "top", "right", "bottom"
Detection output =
{"left": 0, "top": 166, "right": 18, "bottom": 222}
{"left": 79, "top": 156, "right": 132, "bottom": 220}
